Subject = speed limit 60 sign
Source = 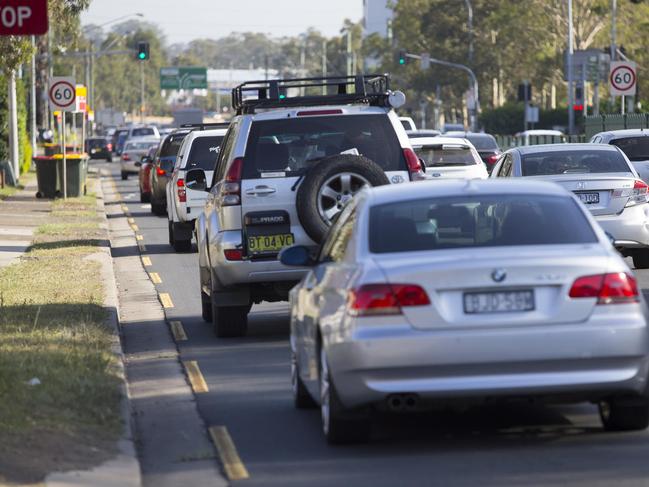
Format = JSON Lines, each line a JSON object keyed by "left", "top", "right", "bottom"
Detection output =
{"left": 49, "top": 77, "right": 76, "bottom": 112}
{"left": 610, "top": 61, "right": 637, "bottom": 96}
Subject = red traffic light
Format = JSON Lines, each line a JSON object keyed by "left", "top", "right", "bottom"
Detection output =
{"left": 572, "top": 104, "right": 584, "bottom": 111}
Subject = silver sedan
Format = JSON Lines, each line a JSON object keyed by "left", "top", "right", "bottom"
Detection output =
{"left": 491, "top": 144, "right": 649, "bottom": 269}
{"left": 281, "top": 179, "right": 649, "bottom": 444}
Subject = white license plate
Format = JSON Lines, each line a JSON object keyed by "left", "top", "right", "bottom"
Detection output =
{"left": 464, "top": 290, "right": 535, "bottom": 314}
{"left": 576, "top": 192, "right": 599, "bottom": 204}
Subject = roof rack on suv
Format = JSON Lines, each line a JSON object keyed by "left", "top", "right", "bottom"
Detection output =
{"left": 232, "top": 74, "right": 391, "bottom": 114}
{"left": 180, "top": 122, "right": 230, "bottom": 131}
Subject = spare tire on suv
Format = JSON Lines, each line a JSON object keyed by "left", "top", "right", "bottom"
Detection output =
{"left": 296, "top": 154, "right": 389, "bottom": 243}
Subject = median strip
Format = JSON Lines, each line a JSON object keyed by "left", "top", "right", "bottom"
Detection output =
{"left": 159, "top": 292, "right": 174, "bottom": 308}
{"left": 183, "top": 360, "right": 208, "bottom": 393}
{"left": 209, "top": 426, "right": 249, "bottom": 480}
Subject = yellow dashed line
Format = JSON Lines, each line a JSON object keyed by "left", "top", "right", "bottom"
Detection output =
{"left": 121, "top": 204, "right": 128, "bottom": 213}
{"left": 183, "top": 360, "right": 208, "bottom": 393}
{"left": 136, "top": 234, "right": 144, "bottom": 241}
{"left": 131, "top": 224, "right": 139, "bottom": 231}
{"left": 149, "top": 272, "right": 162, "bottom": 284}
{"left": 127, "top": 217, "right": 135, "bottom": 224}
{"left": 137, "top": 240, "right": 147, "bottom": 252}
{"left": 209, "top": 426, "right": 249, "bottom": 480}
{"left": 141, "top": 256, "right": 152, "bottom": 267}
{"left": 159, "top": 292, "right": 174, "bottom": 308}
{"left": 169, "top": 320, "right": 188, "bottom": 341}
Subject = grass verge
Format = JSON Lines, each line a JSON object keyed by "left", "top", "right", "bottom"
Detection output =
{"left": 0, "top": 174, "right": 121, "bottom": 484}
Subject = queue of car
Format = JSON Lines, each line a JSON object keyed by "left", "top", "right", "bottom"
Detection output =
{"left": 111, "top": 75, "right": 649, "bottom": 445}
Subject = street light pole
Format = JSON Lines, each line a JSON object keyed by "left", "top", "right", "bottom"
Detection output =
{"left": 140, "top": 61, "right": 145, "bottom": 123}
{"left": 30, "top": 36, "right": 37, "bottom": 158}
{"left": 567, "top": 0, "right": 575, "bottom": 135}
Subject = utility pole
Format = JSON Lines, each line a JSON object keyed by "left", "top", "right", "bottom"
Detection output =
{"left": 322, "top": 39, "right": 327, "bottom": 95}
{"left": 567, "top": 0, "right": 575, "bottom": 135}
{"left": 464, "top": 0, "right": 474, "bottom": 65}
{"left": 8, "top": 71, "right": 19, "bottom": 180}
{"left": 140, "top": 62, "right": 145, "bottom": 123}
{"left": 30, "top": 36, "right": 37, "bottom": 158}
{"left": 346, "top": 30, "right": 352, "bottom": 77}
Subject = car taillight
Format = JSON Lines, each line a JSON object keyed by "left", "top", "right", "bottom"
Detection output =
{"left": 612, "top": 179, "right": 648, "bottom": 207}
{"left": 177, "top": 178, "right": 186, "bottom": 202}
{"left": 106, "top": 143, "right": 113, "bottom": 151}
{"left": 569, "top": 272, "right": 638, "bottom": 304}
{"left": 122, "top": 153, "right": 130, "bottom": 161}
{"left": 486, "top": 154, "right": 499, "bottom": 165}
{"left": 221, "top": 157, "right": 243, "bottom": 206}
{"left": 348, "top": 283, "right": 430, "bottom": 316}
{"left": 156, "top": 167, "right": 166, "bottom": 176}
{"left": 224, "top": 249, "right": 243, "bottom": 261}
{"left": 403, "top": 148, "right": 426, "bottom": 181}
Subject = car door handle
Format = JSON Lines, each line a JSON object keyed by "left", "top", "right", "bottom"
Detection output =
{"left": 245, "top": 185, "right": 276, "bottom": 196}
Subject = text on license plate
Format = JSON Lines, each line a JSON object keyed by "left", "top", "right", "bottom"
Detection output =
{"left": 248, "top": 234, "right": 294, "bottom": 253}
{"left": 576, "top": 192, "right": 599, "bottom": 204}
{"left": 464, "top": 290, "right": 535, "bottom": 314}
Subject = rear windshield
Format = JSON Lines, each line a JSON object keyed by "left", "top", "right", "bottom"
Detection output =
{"left": 132, "top": 127, "right": 156, "bottom": 137}
{"left": 521, "top": 150, "right": 631, "bottom": 176}
{"left": 160, "top": 133, "right": 188, "bottom": 157}
{"left": 466, "top": 135, "right": 498, "bottom": 151}
{"left": 125, "top": 141, "right": 159, "bottom": 151}
{"left": 185, "top": 136, "right": 224, "bottom": 170}
{"left": 369, "top": 194, "right": 598, "bottom": 253}
{"left": 610, "top": 137, "right": 649, "bottom": 162}
{"left": 414, "top": 144, "right": 477, "bottom": 166}
{"left": 242, "top": 114, "right": 406, "bottom": 179}
{"left": 87, "top": 139, "right": 106, "bottom": 148}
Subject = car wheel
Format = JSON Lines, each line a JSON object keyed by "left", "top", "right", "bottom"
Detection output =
{"left": 633, "top": 251, "right": 649, "bottom": 270}
{"left": 140, "top": 191, "right": 150, "bottom": 203}
{"left": 319, "top": 346, "right": 370, "bottom": 444}
{"left": 211, "top": 299, "right": 249, "bottom": 338}
{"left": 599, "top": 396, "right": 649, "bottom": 431}
{"left": 121, "top": 171, "right": 128, "bottom": 180}
{"left": 168, "top": 220, "right": 175, "bottom": 246}
{"left": 201, "top": 289, "right": 212, "bottom": 322}
{"left": 151, "top": 201, "right": 166, "bottom": 216}
{"left": 106, "top": 156, "right": 112, "bottom": 163}
{"left": 296, "top": 154, "right": 389, "bottom": 243}
{"left": 172, "top": 236, "right": 192, "bottom": 253}
{"left": 291, "top": 335, "right": 317, "bottom": 409}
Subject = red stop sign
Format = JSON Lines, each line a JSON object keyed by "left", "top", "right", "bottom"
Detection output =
{"left": 0, "top": 0, "right": 48, "bottom": 36}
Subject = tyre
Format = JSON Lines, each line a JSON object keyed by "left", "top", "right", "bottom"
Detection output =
{"left": 140, "top": 190, "right": 150, "bottom": 203}
{"left": 211, "top": 297, "right": 249, "bottom": 338}
{"left": 599, "top": 396, "right": 649, "bottom": 431}
{"left": 151, "top": 201, "right": 166, "bottom": 216}
{"left": 201, "top": 290, "right": 212, "bottom": 322}
{"left": 172, "top": 236, "right": 191, "bottom": 252}
{"left": 121, "top": 171, "right": 128, "bottom": 181}
{"left": 633, "top": 250, "right": 649, "bottom": 270}
{"left": 296, "top": 154, "right": 389, "bottom": 243}
{"left": 106, "top": 156, "right": 112, "bottom": 163}
{"left": 319, "top": 346, "right": 370, "bottom": 444}
{"left": 168, "top": 220, "right": 175, "bottom": 246}
{"left": 291, "top": 335, "right": 317, "bottom": 409}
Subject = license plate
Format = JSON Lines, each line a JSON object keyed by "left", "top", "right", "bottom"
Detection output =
{"left": 464, "top": 290, "right": 535, "bottom": 314}
{"left": 248, "top": 233, "right": 294, "bottom": 253}
{"left": 576, "top": 192, "right": 599, "bottom": 204}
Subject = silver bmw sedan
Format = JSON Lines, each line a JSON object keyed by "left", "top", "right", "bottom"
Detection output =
{"left": 281, "top": 179, "right": 649, "bottom": 444}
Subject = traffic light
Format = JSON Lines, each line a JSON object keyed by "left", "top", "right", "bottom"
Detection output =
{"left": 397, "top": 49, "right": 408, "bottom": 66}
{"left": 136, "top": 41, "right": 150, "bottom": 61}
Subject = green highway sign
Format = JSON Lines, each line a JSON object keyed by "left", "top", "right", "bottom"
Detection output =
{"left": 160, "top": 67, "right": 208, "bottom": 90}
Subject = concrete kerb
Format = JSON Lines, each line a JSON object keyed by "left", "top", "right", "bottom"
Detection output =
{"left": 45, "top": 170, "right": 142, "bottom": 487}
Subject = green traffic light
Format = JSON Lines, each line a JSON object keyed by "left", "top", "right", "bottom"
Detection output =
{"left": 399, "top": 58, "right": 405, "bottom": 65}
{"left": 138, "top": 52, "right": 146, "bottom": 59}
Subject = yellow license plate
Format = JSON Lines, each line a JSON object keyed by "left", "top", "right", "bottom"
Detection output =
{"left": 248, "top": 234, "right": 294, "bottom": 253}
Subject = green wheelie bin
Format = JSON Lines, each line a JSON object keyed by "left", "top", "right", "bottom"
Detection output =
{"left": 33, "top": 156, "right": 59, "bottom": 198}
{"left": 55, "top": 154, "right": 88, "bottom": 197}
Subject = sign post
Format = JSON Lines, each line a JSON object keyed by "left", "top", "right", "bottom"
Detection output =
{"left": 49, "top": 76, "right": 76, "bottom": 199}
{"left": 609, "top": 61, "right": 637, "bottom": 114}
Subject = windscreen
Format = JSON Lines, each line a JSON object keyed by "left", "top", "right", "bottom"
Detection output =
{"left": 610, "top": 137, "right": 649, "bottom": 162}
{"left": 466, "top": 135, "right": 499, "bottom": 151}
{"left": 185, "top": 136, "right": 224, "bottom": 170}
{"left": 369, "top": 194, "right": 598, "bottom": 253}
{"left": 242, "top": 114, "right": 406, "bottom": 179}
{"left": 521, "top": 149, "right": 632, "bottom": 176}
{"left": 414, "top": 145, "right": 477, "bottom": 166}
{"left": 132, "top": 128, "right": 156, "bottom": 137}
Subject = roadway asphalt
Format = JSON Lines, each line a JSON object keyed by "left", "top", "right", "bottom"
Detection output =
{"left": 103, "top": 160, "right": 649, "bottom": 487}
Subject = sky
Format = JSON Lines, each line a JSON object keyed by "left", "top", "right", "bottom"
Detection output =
{"left": 81, "top": 0, "right": 364, "bottom": 43}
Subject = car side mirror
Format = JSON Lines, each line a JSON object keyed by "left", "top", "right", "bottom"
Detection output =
{"left": 185, "top": 168, "right": 208, "bottom": 192}
{"left": 418, "top": 157, "right": 427, "bottom": 171}
{"left": 279, "top": 245, "right": 315, "bottom": 267}
{"left": 141, "top": 156, "right": 151, "bottom": 163}
{"left": 134, "top": 161, "right": 142, "bottom": 167}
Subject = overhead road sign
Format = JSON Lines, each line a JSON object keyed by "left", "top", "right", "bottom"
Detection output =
{"left": 0, "top": 0, "right": 48, "bottom": 35}
{"left": 609, "top": 61, "right": 637, "bottom": 96}
{"left": 160, "top": 67, "right": 208, "bottom": 90}
{"left": 49, "top": 77, "right": 76, "bottom": 112}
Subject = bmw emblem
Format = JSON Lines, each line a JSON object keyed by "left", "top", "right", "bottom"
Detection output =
{"left": 391, "top": 175, "right": 405, "bottom": 184}
{"left": 491, "top": 268, "right": 507, "bottom": 283}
